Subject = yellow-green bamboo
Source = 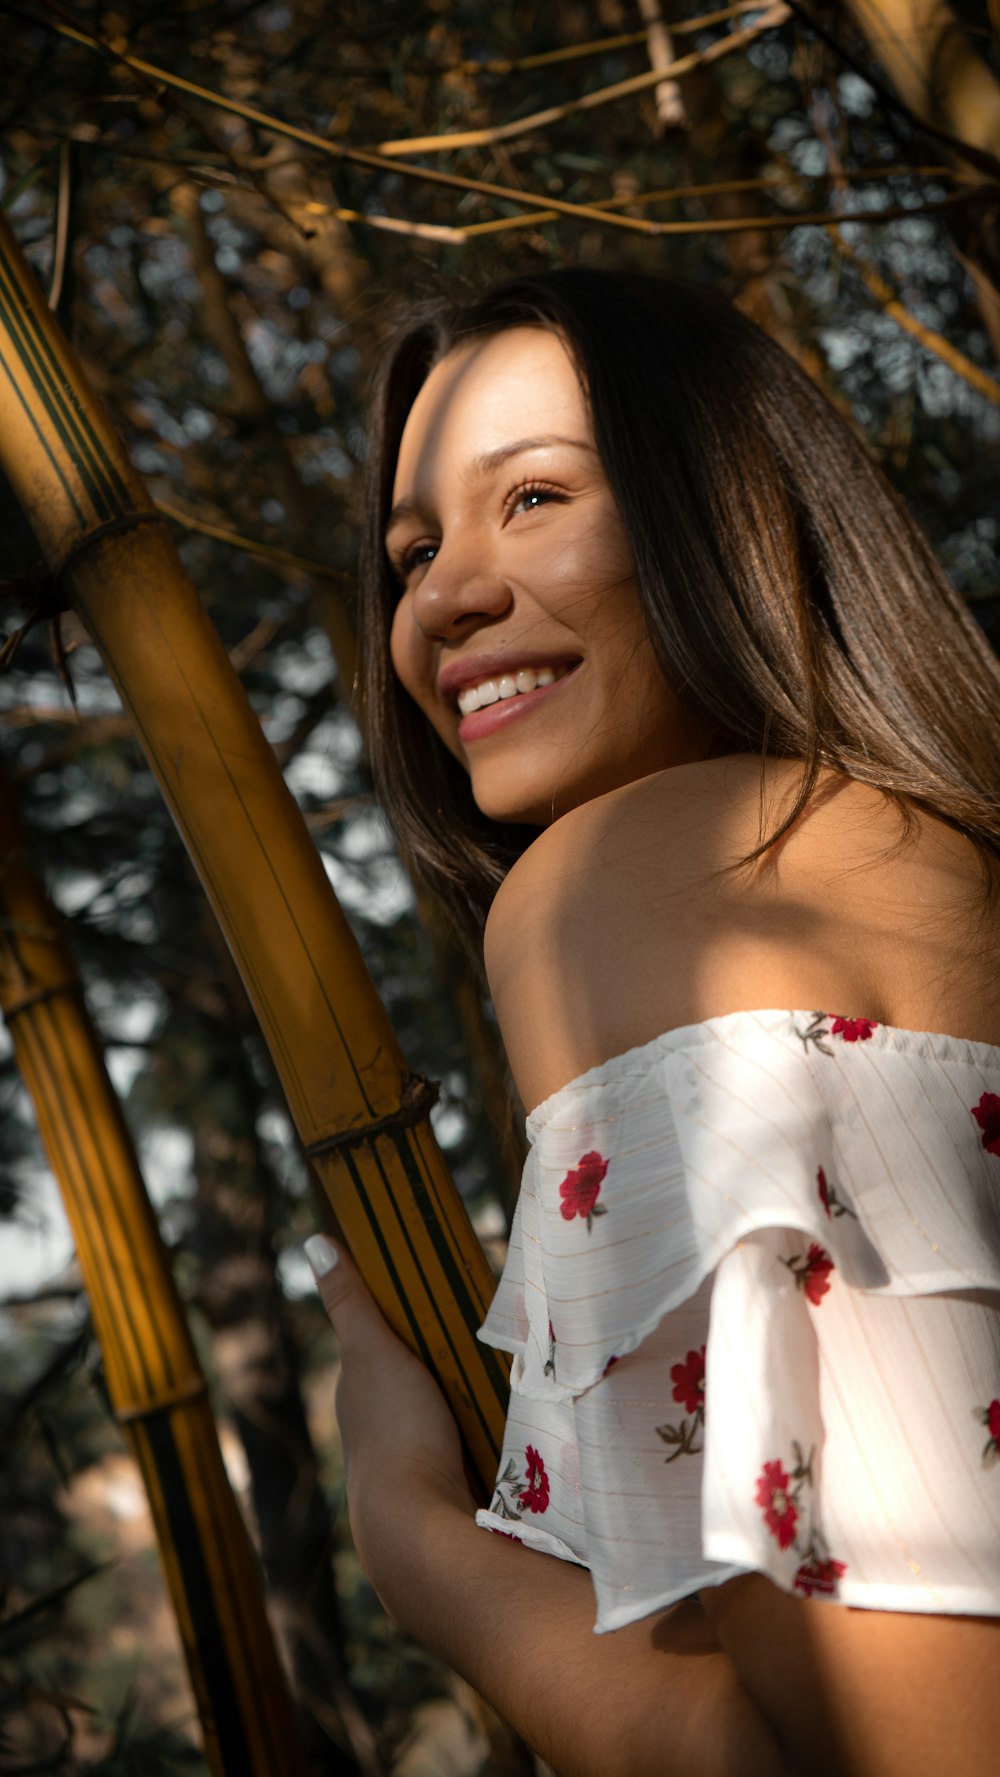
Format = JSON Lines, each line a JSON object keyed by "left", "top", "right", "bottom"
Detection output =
{"left": 0, "top": 207, "right": 508, "bottom": 1493}
{"left": 0, "top": 765, "right": 308, "bottom": 1777}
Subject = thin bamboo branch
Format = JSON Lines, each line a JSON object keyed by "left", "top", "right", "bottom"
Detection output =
{"left": 345, "top": 182, "right": 994, "bottom": 245}
{"left": 13, "top": 5, "right": 762, "bottom": 239}
{"left": 442, "top": 3, "right": 769, "bottom": 74}
{"left": 0, "top": 209, "right": 509, "bottom": 1495}
{"left": 637, "top": 0, "right": 689, "bottom": 133}
{"left": 155, "top": 499, "right": 354, "bottom": 584}
{"left": 827, "top": 225, "right": 1000, "bottom": 406}
{"left": 374, "top": 4, "right": 790, "bottom": 154}
{"left": 0, "top": 764, "right": 310, "bottom": 1777}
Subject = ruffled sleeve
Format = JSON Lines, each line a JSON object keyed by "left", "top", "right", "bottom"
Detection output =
{"left": 475, "top": 1010, "right": 1000, "bottom": 1632}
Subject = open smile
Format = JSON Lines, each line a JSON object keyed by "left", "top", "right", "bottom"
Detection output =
{"left": 456, "top": 662, "right": 581, "bottom": 744}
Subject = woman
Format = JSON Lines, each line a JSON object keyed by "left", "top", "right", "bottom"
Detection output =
{"left": 305, "top": 270, "right": 1000, "bottom": 1775}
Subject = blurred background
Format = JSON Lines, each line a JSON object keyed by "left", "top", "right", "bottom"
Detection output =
{"left": 0, "top": 1, "right": 998, "bottom": 1771}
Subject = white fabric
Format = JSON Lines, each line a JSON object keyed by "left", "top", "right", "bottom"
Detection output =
{"left": 474, "top": 1010, "right": 1000, "bottom": 1632}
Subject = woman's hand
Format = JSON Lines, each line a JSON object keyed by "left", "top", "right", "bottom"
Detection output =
{"left": 305, "top": 1234, "right": 476, "bottom": 1617}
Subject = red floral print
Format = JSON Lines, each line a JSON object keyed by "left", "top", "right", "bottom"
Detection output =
{"left": 975, "top": 1399, "right": 1000, "bottom": 1469}
{"left": 971, "top": 1093, "right": 1000, "bottom": 1157}
{"left": 817, "top": 1166, "right": 857, "bottom": 1221}
{"left": 818, "top": 1166, "right": 831, "bottom": 1216}
{"left": 491, "top": 1447, "right": 551, "bottom": 1519}
{"left": 755, "top": 1460, "right": 799, "bottom": 1550}
{"left": 831, "top": 1015, "right": 877, "bottom": 1042}
{"left": 521, "top": 1445, "right": 550, "bottom": 1513}
{"left": 782, "top": 1242, "right": 835, "bottom": 1305}
{"left": 670, "top": 1347, "right": 707, "bottom": 1415}
{"left": 793, "top": 1556, "right": 848, "bottom": 1598}
{"left": 559, "top": 1150, "right": 609, "bottom": 1231}
{"left": 658, "top": 1345, "right": 707, "bottom": 1462}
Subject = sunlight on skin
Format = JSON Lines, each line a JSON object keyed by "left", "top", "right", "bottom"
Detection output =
{"left": 386, "top": 327, "right": 719, "bottom": 827}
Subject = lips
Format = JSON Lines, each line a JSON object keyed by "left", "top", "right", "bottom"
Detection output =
{"left": 456, "top": 661, "right": 580, "bottom": 744}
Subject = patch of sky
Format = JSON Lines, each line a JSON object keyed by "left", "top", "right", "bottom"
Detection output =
{"left": 430, "top": 1098, "right": 468, "bottom": 1150}
{"left": 301, "top": 436, "right": 354, "bottom": 482}
{"left": 256, "top": 1106, "right": 308, "bottom": 1196}
{"left": 137, "top": 1126, "right": 196, "bottom": 1212}
{"left": 320, "top": 843, "right": 415, "bottom": 926}
{"left": 838, "top": 73, "right": 876, "bottom": 116}
{"left": 137, "top": 391, "right": 194, "bottom": 448}
{"left": 274, "top": 629, "right": 336, "bottom": 695}
{"left": 182, "top": 405, "right": 215, "bottom": 442}
{"left": 789, "top": 138, "right": 827, "bottom": 178}
{"left": 940, "top": 513, "right": 1000, "bottom": 595}
{"left": 820, "top": 323, "right": 868, "bottom": 372}
{"left": 0, "top": 1167, "right": 75, "bottom": 1300}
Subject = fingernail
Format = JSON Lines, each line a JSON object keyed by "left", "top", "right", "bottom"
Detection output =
{"left": 305, "top": 1234, "right": 339, "bottom": 1278}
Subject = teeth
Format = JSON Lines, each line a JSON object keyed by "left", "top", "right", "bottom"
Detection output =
{"left": 456, "top": 664, "right": 568, "bottom": 715}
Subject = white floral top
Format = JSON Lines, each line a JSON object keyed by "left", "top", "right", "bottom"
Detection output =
{"left": 475, "top": 1010, "right": 1000, "bottom": 1633}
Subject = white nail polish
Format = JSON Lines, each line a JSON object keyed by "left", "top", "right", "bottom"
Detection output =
{"left": 305, "top": 1234, "right": 338, "bottom": 1277}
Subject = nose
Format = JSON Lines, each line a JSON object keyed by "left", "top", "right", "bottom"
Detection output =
{"left": 410, "top": 537, "right": 512, "bottom": 640}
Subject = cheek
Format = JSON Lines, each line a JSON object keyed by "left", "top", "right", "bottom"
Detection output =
{"left": 389, "top": 597, "right": 425, "bottom": 704}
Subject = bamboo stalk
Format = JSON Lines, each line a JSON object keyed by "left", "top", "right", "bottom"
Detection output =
{"left": 0, "top": 764, "right": 309, "bottom": 1777}
{"left": 0, "top": 209, "right": 509, "bottom": 1493}
{"left": 374, "top": 4, "right": 789, "bottom": 154}
{"left": 827, "top": 224, "right": 1000, "bottom": 407}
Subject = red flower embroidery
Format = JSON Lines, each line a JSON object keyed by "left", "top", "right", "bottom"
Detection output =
{"left": 831, "top": 1016, "right": 877, "bottom": 1042}
{"left": 975, "top": 1399, "right": 1000, "bottom": 1468}
{"left": 971, "top": 1093, "right": 1000, "bottom": 1157}
{"left": 755, "top": 1460, "right": 799, "bottom": 1550}
{"left": 793, "top": 1556, "right": 847, "bottom": 1598}
{"left": 817, "top": 1166, "right": 857, "bottom": 1221}
{"left": 559, "top": 1151, "right": 608, "bottom": 1231}
{"left": 521, "top": 1445, "right": 550, "bottom": 1513}
{"left": 670, "top": 1347, "right": 707, "bottom": 1415}
{"left": 782, "top": 1242, "right": 834, "bottom": 1305}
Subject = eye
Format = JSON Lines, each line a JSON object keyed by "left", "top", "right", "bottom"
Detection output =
{"left": 508, "top": 480, "right": 564, "bottom": 517}
{"left": 395, "top": 540, "right": 439, "bottom": 581}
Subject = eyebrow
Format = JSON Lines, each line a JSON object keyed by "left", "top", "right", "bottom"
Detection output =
{"left": 384, "top": 434, "right": 596, "bottom": 537}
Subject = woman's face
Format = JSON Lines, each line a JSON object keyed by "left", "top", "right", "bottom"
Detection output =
{"left": 387, "top": 326, "right": 715, "bottom": 826}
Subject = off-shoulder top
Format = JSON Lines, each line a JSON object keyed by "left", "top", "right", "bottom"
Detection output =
{"left": 474, "top": 1009, "right": 1000, "bottom": 1633}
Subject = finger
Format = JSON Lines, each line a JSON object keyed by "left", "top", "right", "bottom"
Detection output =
{"left": 304, "top": 1233, "right": 392, "bottom": 1357}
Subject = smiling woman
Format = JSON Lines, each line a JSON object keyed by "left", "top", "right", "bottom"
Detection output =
{"left": 384, "top": 326, "right": 717, "bottom": 826}
{"left": 308, "top": 269, "right": 1000, "bottom": 1777}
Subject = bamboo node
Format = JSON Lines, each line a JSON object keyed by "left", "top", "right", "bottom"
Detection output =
{"left": 304, "top": 1073, "right": 441, "bottom": 1159}
{"left": 56, "top": 509, "right": 164, "bottom": 581}
{"left": 0, "top": 977, "right": 82, "bottom": 1021}
{"left": 115, "top": 1374, "right": 209, "bottom": 1423}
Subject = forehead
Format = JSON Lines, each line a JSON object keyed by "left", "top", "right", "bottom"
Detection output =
{"left": 391, "top": 326, "right": 587, "bottom": 503}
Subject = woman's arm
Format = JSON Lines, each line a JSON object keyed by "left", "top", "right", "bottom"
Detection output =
{"left": 309, "top": 1237, "right": 1000, "bottom": 1777}
{"left": 308, "top": 1236, "right": 786, "bottom": 1777}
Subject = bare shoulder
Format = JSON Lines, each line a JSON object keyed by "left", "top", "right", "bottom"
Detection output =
{"left": 484, "top": 755, "right": 997, "bottom": 1112}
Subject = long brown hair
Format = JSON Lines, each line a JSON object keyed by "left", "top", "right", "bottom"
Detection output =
{"left": 360, "top": 268, "right": 1000, "bottom": 961}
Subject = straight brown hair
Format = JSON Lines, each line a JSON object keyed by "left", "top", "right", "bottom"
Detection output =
{"left": 360, "top": 268, "right": 1000, "bottom": 962}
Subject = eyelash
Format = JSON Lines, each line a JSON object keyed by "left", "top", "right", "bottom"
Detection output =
{"left": 394, "top": 479, "right": 565, "bottom": 581}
